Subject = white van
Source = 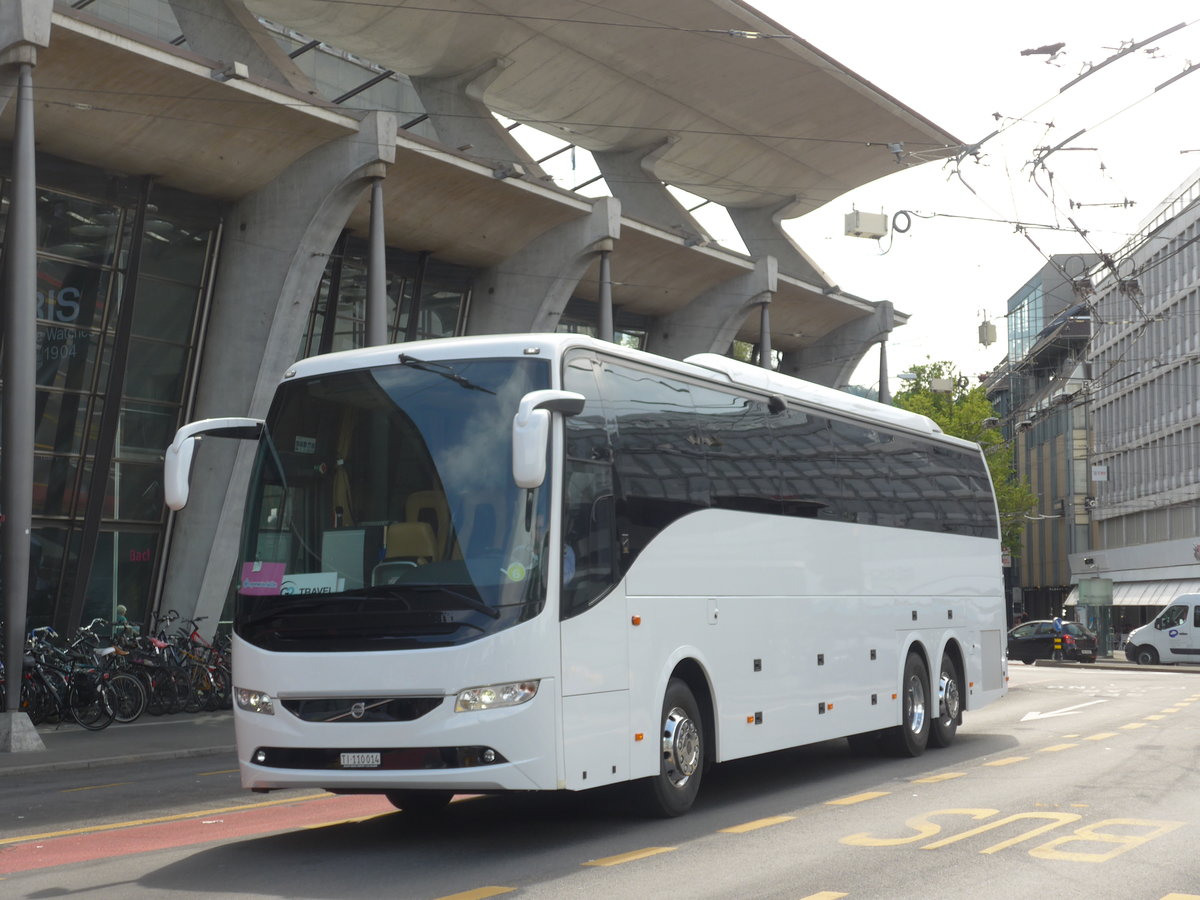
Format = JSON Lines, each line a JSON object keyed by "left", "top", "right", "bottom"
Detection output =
{"left": 1125, "top": 594, "right": 1200, "bottom": 665}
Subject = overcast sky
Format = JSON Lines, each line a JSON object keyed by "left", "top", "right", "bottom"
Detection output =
{"left": 732, "top": 1, "right": 1200, "bottom": 389}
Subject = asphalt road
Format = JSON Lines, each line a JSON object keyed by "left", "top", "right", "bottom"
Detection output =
{"left": 2, "top": 664, "right": 1199, "bottom": 900}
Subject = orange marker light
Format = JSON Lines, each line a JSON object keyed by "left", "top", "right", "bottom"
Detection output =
{"left": 634, "top": 732, "right": 644, "bottom": 741}
{"left": 747, "top": 715, "right": 754, "bottom": 723}
{"left": 631, "top": 615, "right": 641, "bottom": 626}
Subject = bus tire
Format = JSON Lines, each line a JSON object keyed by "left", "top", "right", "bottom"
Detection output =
{"left": 1134, "top": 645, "right": 1159, "bottom": 666}
{"left": 882, "top": 652, "right": 930, "bottom": 758}
{"left": 384, "top": 790, "right": 454, "bottom": 815}
{"left": 640, "top": 678, "right": 704, "bottom": 817}
{"left": 929, "top": 654, "right": 961, "bottom": 748}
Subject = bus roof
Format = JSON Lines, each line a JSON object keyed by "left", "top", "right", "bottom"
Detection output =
{"left": 282, "top": 333, "right": 960, "bottom": 445}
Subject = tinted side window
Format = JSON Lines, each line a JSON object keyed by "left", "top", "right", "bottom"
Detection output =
{"left": 561, "top": 353, "right": 617, "bottom": 619}
{"left": 600, "top": 360, "right": 707, "bottom": 571}
{"left": 828, "top": 418, "right": 898, "bottom": 526}
{"left": 772, "top": 407, "right": 832, "bottom": 519}
{"left": 693, "top": 384, "right": 780, "bottom": 515}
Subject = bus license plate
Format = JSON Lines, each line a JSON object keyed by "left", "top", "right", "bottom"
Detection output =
{"left": 340, "top": 752, "right": 381, "bottom": 768}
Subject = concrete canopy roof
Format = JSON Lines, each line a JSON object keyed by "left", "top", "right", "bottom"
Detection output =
{"left": 244, "top": 0, "right": 961, "bottom": 212}
{"left": 2, "top": 4, "right": 924, "bottom": 356}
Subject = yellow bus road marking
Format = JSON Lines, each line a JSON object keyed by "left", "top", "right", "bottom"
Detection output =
{"left": 983, "top": 756, "right": 1027, "bottom": 766}
{"left": 827, "top": 791, "right": 889, "bottom": 806}
{"left": 59, "top": 782, "right": 131, "bottom": 793}
{"left": 1121, "top": 722, "right": 1148, "bottom": 730}
{"left": 197, "top": 768, "right": 240, "bottom": 776}
{"left": 1161, "top": 708, "right": 1183, "bottom": 713}
{"left": 800, "top": 893, "right": 848, "bottom": 900}
{"left": 1145, "top": 715, "right": 1166, "bottom": 720}
{"left": 0, "top": 792, "right": 334, "bottom": 845}
{"left": 720, "top": 815, "right": 796, "bottom": 833}
{"left": 434, "top": 888, "right": 516, "bottom": 900}
{"left": 1084, "top": 732, "right": 1118, "bottom": 741}
{"left": 582, "top": 847, "right": 675, "bottom": 867}
{"left": 1160, "top": 894, "right": 1200, "bottom": 899}
{"left": 1039, "top": 743, "right": 1078, "bottom": 753}
{"left": 913, "top": 773, "right": 966, "bottom": 784}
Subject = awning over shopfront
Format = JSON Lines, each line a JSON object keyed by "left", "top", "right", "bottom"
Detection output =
{"left": 1066, "top": 579, "right": 1200, "bottom": 607}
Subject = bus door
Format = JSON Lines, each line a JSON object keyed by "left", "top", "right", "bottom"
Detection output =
{"left": 558, "top": 352, "right": 628, "bottom": 788}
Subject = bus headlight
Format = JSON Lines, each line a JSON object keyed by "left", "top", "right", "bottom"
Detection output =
{"left": 455, "top": 680, "right": 539, "bottom": 712}
{"left": 235, "top": 687, "right": 275, "bottom": 715}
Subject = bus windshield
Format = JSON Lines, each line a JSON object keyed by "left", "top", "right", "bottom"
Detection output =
{"left": 234, "top": 356, "right": 551, "bottom": 652}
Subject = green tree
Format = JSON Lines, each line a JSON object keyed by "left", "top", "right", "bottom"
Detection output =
{"left": 892, "top": 361, "right": 1037, "bottom": 559}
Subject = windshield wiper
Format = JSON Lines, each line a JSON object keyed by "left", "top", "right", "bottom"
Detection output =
{"left": 398, "top": 354, "right": 496, "bottom": 394}
{"left": 406, "top": 585, "right": 501, "bottom": 619}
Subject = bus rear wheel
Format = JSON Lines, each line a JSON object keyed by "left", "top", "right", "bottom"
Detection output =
{"left": 640, "top": 678, "right": 704, "bottom": 817}
{"left": 882, "top": 652, "right": 930, "bottom": 757}
{"left": 929, "top": 654, "right": 961, "bottom": 748}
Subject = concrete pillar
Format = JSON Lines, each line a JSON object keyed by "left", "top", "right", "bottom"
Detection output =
{"left": 726, "top": 198, "right": 837, "bottom": 289}
{"left": 597, "top": 240, "right": 614, "bottom": 343}
{"left": 779, "top": 301, "right": 895, "bottom": 389}
{"left": 365, "top": 177, "right": 387, "bottom": 346}
{"left": 466, "top": 197, "right": 621, "bottom": 335}
{"left": 591, "top": 139, "right": 709, "bottom": 245}
{"left": 0, "top": 0, "right": 50, "bottom": 752}
{"left": 161, "top": 112, "right": 398, "bottom": 624}
{"left": 652, "top": 256, "right": 777, "bottom": 361}
{"left": 167, "top": 0, "right": 318, "bottom": 95}
{"left": 410, "top": 58, "right": 544, "bottom": 177}
{"left": 758, "top": 299, "right": 772, "bottom": 369}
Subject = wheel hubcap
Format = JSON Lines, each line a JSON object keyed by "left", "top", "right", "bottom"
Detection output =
{"left": 938, "top": 671, "right": 960, "bottom": 722}
{"left": 905, "top": 674, "right": 927, "bottom": 734}
{"left": 661, "top": 706, "right": 700, "bottom": 788}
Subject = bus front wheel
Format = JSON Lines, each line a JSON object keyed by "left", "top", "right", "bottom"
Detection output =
{"left": 640, "top": 678, "right": 704, "bottom": 817}
{"left": 1135, "top": 646, "right": 1160, "bottom": 666}
{"left": 882, "top": 652, "right": 931, "bottom": 758}
{"left": 384, "top": 790, "right": 454, "bottom": 815}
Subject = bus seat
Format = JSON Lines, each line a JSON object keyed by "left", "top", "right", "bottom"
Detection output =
{"left": 406, "top": 490, "right": 450, "bottom": 559}
{"left": 373, "top": 521, "right": 438, "bottom": 585}
{"left": 383, "top": 521, "right": 437, "bottom": 562}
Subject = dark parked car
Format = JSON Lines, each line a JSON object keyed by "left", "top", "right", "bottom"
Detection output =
{"left": 1008, "top": 619, "right": 1098, "bottom": 664}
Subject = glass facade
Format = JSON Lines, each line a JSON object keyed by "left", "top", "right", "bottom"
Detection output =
{"left": 299, "top": 242, "right": 473, "bottom": 356}
{"left": 1, "top": 154, "right": 221, "bottom": 632}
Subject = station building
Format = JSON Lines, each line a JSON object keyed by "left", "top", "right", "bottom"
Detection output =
{"left": 1, "top": 0, "right": 959, "bottom": 631}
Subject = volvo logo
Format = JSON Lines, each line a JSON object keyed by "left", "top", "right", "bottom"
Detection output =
{"left": 349, "top": 702, "right": 366, "bottom": 720}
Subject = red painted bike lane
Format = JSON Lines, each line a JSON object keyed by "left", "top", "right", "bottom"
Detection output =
{"left": 0, "top": 794, "right": 395, "bottom": 875}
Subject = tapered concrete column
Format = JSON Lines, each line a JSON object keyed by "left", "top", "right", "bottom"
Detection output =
{"left": 466, "top": 197, "right": 621, "bottom": 335}
{"left": 652, "top": 256, "right": 777, "bottom": 361}
{"left": 591, "top": 139, "right": 708, "bottom": 245}
{"left": 779, "top": 301, "right": 895, "bottom": 389}
{"left": 411, "top": 58, "right": 543, "bottom": 177}
{"left": 365, "top": 177, "right": 387, "bottom": 346}
{"left": 878, "top": 338, "right": 891, "bottom": 405}
{"left": 727, "top": 198, "right": 837, "bottom": 289}
{"left": 597, "top": 240, "right": 614, "bottom": 343}
{"left": 1, "top": 0, "right": 50, "bottom": 752}
{"left": 759, "top": 299, "right": 772, "bottom": 369}
{"left": 162, "top": 112, "right": 398, "bottom": 624}
{"left": 168, "top": 0, "right": 317, "bottom": 95}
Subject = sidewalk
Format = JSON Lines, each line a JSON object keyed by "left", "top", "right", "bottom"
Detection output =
{"left": 0, "top": 710, "right": 235, "bottom": 778}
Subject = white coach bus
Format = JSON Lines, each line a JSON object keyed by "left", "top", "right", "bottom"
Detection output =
{"left": 165, "top": 334, "right": 1007, "bottom": 816}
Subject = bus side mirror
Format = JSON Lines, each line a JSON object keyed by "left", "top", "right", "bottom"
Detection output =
{"left": 164, "top": 417, "right": 264, "bottom": 510}
{"left": 512, "top": 390, "right": 585, "bottom": 488}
